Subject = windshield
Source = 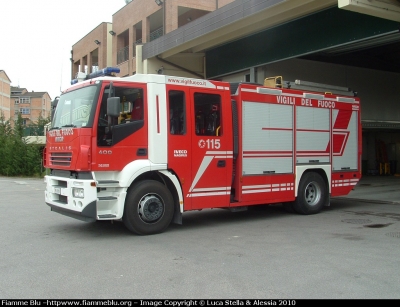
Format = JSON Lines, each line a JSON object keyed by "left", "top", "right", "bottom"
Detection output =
{"left": 51, "top": 85, "right": 99, "bottom": 129}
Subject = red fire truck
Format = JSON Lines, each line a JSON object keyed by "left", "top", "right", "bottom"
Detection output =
{"left": 44, "top": 68, "right": 361, "bottom": 235}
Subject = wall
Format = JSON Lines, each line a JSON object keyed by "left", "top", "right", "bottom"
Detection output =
{"left": 71, "top": 22, "right": 112, "bottom": 79}
{"left": 112, "top": 0, "right": 233, "bottom": 76}
{"left": 0, "top": 71, "right": 11, "bottom": 120}
{"left": 30, "top": 93, "right": 52, "bottom": 122}
{"left": 143, "top": 55, "right": 203, "bottom": 78}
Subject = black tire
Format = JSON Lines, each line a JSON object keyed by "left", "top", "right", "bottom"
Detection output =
{"left": 123, "top": 180, "right": 174, "bottom": 235}
{"left": 293, "top": 172, "right": 328, "bottom": 215}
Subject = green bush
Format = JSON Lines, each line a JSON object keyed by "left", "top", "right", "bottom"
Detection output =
{"left": 0, "top": 112, "right": 49, "bottom": 177}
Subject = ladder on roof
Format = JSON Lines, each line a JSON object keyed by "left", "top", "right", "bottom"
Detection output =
{"left": 263, "top": 76, "right": 356, "bottom": 97}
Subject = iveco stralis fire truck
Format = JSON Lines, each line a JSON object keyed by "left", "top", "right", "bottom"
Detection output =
{"left": 44, "top": 67, "right": 361, "bottom": 235}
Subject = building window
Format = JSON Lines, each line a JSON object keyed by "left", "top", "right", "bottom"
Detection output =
{"left": 20, "top": 97, "right": 30, "bottom": 104}
{"left": 117, "top": 46, "right": 129, "bottom": 65}
{"left": 19, "top": 108, "right": 30, "bottom": 114}
{"left": 15, "top": 99, "right": 19, "bottom": 104}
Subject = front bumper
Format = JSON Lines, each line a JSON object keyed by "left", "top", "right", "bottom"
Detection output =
{"left": 45, "top": 175, "right": 98, "bottom": 222}
{"left": 44, "top": 173, "right": 127, "bottom": 222}
{"left": 47, "top": 201, "right": 96, "bottom": 222}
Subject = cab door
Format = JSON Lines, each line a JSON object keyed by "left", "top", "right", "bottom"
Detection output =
{"left": 187, "top": 89, "right": 232, "bottom": 210}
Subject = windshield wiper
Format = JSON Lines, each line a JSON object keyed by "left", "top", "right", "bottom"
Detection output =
{"left": 61, "top": 124, "right": 77, "bottom": 128}
{"left": 49, "top": 127, "right": 60, "bottom": 131}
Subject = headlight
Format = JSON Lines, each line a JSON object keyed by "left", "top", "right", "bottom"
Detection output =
{"left": 72, "top": 188, "right": 84, "bottom": 198}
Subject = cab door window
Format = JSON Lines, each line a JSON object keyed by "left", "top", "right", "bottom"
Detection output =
{"left": 194, "top": 93, "right": 222, "bottom": 136}
{"left": 169, "top": 90, "right": 186, "bottom": 135}
{"left": 98, "top": 86, "right": 144, "bottom": 146}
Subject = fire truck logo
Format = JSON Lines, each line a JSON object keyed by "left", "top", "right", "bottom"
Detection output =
{"left": 198, "top": 139, "right": 206, "bottom": 148}
{"left": 174, "top": 150, "right": 187, "bottom": 157}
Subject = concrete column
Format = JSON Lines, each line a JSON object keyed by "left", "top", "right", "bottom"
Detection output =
{"left": 136, "top": 45, "right": 143, "bottom": 74}
{"left": 87, "top": 53, "right": 92, "bottom": 74}
{"left": 132, "top": 25, "right": 137, "bottom": 47}
{"left": 166, "top": 0, "right": 178, "bottom": 33}
{"left": 250, "top": 67, "right": 255, "bottom": 83}
{"left": 72, "top": 61, "right": 80, "bottom": 79}
{"left": 143, "top": 17, "right": 150, "bottom": 43}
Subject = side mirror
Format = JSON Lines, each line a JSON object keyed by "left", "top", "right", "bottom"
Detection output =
{"left": 107, "top": 97, "right": 120, "bottom": 117}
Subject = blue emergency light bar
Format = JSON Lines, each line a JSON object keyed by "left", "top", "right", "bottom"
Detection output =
{"left": 88, "top": 67, "right": 120, "bottom": 79}
{"left": 71, "top": 67, "right": 120, "bottom": 85}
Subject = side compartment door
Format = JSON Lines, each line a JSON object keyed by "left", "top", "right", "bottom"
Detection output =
{"left": 188, "top": 89, "right": 232, "bottom": 210}
{"left": 332, "top": 109, "right": 358, "bottom": 171}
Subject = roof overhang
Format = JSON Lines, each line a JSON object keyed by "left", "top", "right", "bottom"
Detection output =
{"left": 142, "top": 0, "right": 337, "bottom": 60}
{"left": 339, "top": 0, "right": 400, "bottom": 22}
{"left": 141, "top": 0, "right": 400, "bottom": 77}
{"left": 143, "top": 0, "right": 400, "bottom": 61}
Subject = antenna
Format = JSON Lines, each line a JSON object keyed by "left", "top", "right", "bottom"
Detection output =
{"left": 60, "top": 62, "right": 63, "bottom": 94}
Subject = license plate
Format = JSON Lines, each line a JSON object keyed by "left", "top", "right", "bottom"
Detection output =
{"left": 53, "top": 187, "right": 61, "bottom": 194}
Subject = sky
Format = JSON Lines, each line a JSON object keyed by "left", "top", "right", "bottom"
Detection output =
{"left": 1, "top": 0, "right": 128, "bottom": 100}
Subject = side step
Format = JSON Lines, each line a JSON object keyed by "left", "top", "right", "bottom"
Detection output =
{"left": 229, "top": 206, "right": 248, "bottom": 212}
{"left": 97, "top": 180, "right": 120, "bottom": 187}
{"left": 98, "top": 196, "right": 117, "bottom": 201}
{"left": 98, "top": 214, "right": 117, "bottom": 219}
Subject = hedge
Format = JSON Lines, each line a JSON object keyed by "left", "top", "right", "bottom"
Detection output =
{"left": 0, "top": 113, "right": 50, "bottom": 177}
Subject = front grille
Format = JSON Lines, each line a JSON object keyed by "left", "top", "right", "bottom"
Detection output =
{"left": 50, "top": 152, "right": 72, "bottom": 167}
{"left": 55, "top": 195, "right": 68, "bottom": 205}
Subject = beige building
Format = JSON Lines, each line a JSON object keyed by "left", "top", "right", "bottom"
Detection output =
{"left": 71, "top": 0, "right": 234, "bottom": 79}
{"left": 11, "top": 86, "right": 51, "bottom": 126}
{"left": 1, "top": 70, "right": 52, "bottom": 127}
{"left": 0, "top": 70, "right": 11, "bottom": 122}
{"left": 71, "top": 22, "right": 114, "bottom": 79}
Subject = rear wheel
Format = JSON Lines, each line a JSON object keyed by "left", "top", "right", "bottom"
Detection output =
{"left": 123, "top": 180, "right": 174, "bottom": 235}
{"left": 293, "top": 172, "right": 328, "bottom": 215}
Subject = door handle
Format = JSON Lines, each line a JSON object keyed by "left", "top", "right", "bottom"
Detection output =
{"left": 137, "top": 148, "right": 147, "bottom": 156}
{"left": 217, "top": 160, "right": 226, "bottom": 167}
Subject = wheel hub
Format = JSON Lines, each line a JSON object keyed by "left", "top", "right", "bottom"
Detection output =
{"left": 138, "top": 195, "right": 164, "bottom": 223}
{"left": 305, "top": 181, "right": 321, "bottom": 206}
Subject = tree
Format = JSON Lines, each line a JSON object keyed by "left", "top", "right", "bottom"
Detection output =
{"left": 0, "top": 112, "right": 47, "bottom": 177}
{"left": 26, "top": 114, "right": 51, "bottom": 137}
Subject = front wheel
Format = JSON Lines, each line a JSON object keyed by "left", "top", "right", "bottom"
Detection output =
{"left": 123, "top": 180, "right": 174, "bottom": 235}
{"left": 293, "top": 172, "right": 328, "bottom": 215}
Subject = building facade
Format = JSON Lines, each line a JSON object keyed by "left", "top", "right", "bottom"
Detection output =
{"left": 0, "top": 70, "right": 11, "bottom": 122}
{"left": 11, "top": 86, "right": 51, "bottom": 126}
{"left": 1, "top": 70, "right": 52, "bottom": 127}
{"left": 71, "top": 22, "right": 114, "bottom": 79}
{"left": 71, "top": 0, "right": 234, "bottom": 79}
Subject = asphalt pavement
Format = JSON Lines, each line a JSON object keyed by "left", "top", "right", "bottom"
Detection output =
{"left": 0, "top": 175, "right": 399, "bottom": 299}
{"left": 337, "top": 174, "right": 400, "bottom": 204}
